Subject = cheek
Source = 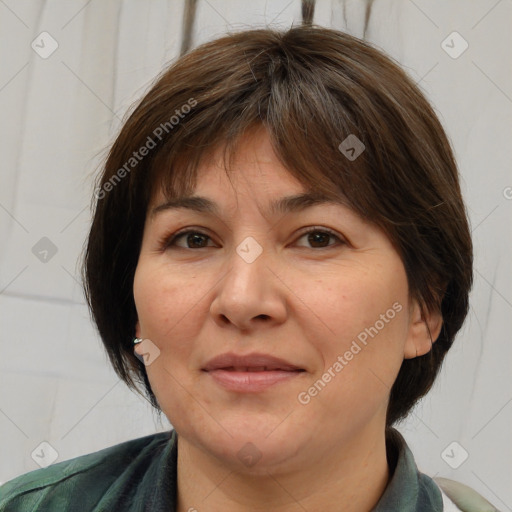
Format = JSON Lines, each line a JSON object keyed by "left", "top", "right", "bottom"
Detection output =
{"left": 134, "top": 262, "right": 196, "bottom": 338}
{"left": 133, "top": 261, "right": 211, "bottom": 382}
{"left": 311, "top": 262, "right": 408, "bottom": 340}
{"left": 311, "top": 262, "right": 410, "bottom": 385}
{"left": 133, "top": 263, "right": 202, "bottom": 416}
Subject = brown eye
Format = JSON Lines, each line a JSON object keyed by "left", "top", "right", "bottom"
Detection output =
{"left": 306, "top": 231, "right": 331, "bottom": 248}
{"left": 164, "top": 230, "right": 213, "bottom": 249}
{"left": 295, "top": 228, "right": 344, "bottom": 249}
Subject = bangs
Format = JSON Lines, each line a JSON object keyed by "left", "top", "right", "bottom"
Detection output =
{"left": 144, "top": 41, "right": 373, "bottom": 220}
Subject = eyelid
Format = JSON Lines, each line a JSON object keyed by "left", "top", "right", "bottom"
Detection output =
{"left": 296, "top": 225, "right": 345, "bottom": 240}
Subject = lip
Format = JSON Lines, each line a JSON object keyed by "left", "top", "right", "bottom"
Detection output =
{"left": 202, "top": 352, "right": 305, "bottom": 392}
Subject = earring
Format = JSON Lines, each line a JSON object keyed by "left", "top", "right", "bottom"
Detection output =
{"left": 133, "top": 337, "right": 143, "bottom": 345}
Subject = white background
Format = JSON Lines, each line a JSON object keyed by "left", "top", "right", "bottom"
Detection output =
{"left": 0, "top": 0, "right": 511, "bottom": 509}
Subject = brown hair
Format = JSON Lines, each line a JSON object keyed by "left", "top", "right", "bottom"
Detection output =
{"left": 83, "top": 25, "right": 473, "bottom": 426}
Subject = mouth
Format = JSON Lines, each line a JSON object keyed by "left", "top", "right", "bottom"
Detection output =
{"left": 213, "top": 366, "right": 299, "bottom": 372}
{"left": 202, "top": 353, "right": 305, "bottom": 392}
{"left": 202, "top": 352, "right": 304, "bottom": 372}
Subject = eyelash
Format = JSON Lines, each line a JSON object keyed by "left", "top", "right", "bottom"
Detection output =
{"left": 160, "top": 226, "right": 346, "bottom": 251}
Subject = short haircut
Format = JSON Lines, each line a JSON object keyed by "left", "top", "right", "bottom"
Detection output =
{"left": 83, "top": 25, "right": 473, "bottom": 426}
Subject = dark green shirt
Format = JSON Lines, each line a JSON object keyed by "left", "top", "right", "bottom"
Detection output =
{"left": 0, "top": 428, "right": 451, "bottom": 511}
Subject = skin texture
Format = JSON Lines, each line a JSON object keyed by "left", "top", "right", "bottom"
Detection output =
{"left": 133, "top": 127, "right": 442, "bottom": 511}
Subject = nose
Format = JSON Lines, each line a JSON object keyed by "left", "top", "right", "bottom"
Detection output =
{"left": 209, "top": 239, "right": 287, "bottom": 332}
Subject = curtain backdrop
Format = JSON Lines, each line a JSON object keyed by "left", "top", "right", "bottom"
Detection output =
{"left": 0, "top": 1, "right": 510, "bottom": 508}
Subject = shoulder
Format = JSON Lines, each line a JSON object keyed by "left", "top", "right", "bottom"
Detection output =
{"left": 434, "top": 477, "right": 499, "bottom": 512}
{"left": 0, "top": 431, "right": 174, "bottom": 511}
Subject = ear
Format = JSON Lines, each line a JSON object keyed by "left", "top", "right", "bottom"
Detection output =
{"left": 404, "top": 299, "right": 443, "bottom": 359}
{"left": 135, "top": 320, "right": 141, "bottom": 339}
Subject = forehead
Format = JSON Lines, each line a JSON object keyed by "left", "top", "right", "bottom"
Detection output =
{"left": 150, "top": 128, "right": 354, "bottom": 217}
{"left": 182, "top": 143, "right": 306, "bottom": 200}
{"left": 152, "top": 127, "right": 325, "bottom": 203}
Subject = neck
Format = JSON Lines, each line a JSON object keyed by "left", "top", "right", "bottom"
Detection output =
{"left": 176, "top": 428, "right": 390, "bottom": 512}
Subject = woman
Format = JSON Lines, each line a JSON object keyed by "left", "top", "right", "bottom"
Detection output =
{"left": 0, "top": 25, "right": 497, "bottom": 511}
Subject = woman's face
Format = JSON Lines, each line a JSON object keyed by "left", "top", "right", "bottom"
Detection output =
{"left": 133, "top": 127, "right": 432, "bottom": 473}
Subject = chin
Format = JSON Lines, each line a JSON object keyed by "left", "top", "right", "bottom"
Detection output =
{"left": 197, "top": 416, "right": 310, "bottom": 474}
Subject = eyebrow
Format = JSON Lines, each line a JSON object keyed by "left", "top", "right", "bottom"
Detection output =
{"left": 151, "top": 193, "right": 342, "bottom": 217}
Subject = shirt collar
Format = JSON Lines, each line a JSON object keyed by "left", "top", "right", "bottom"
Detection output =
{"left": 136, "top": 429, "right": 177, "bottom": 510}
{"left": 372, "top": 428, "right": 443, "bottom": 511}
{"left": 143, "top": 429, "right": 443, "bottom": 512}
